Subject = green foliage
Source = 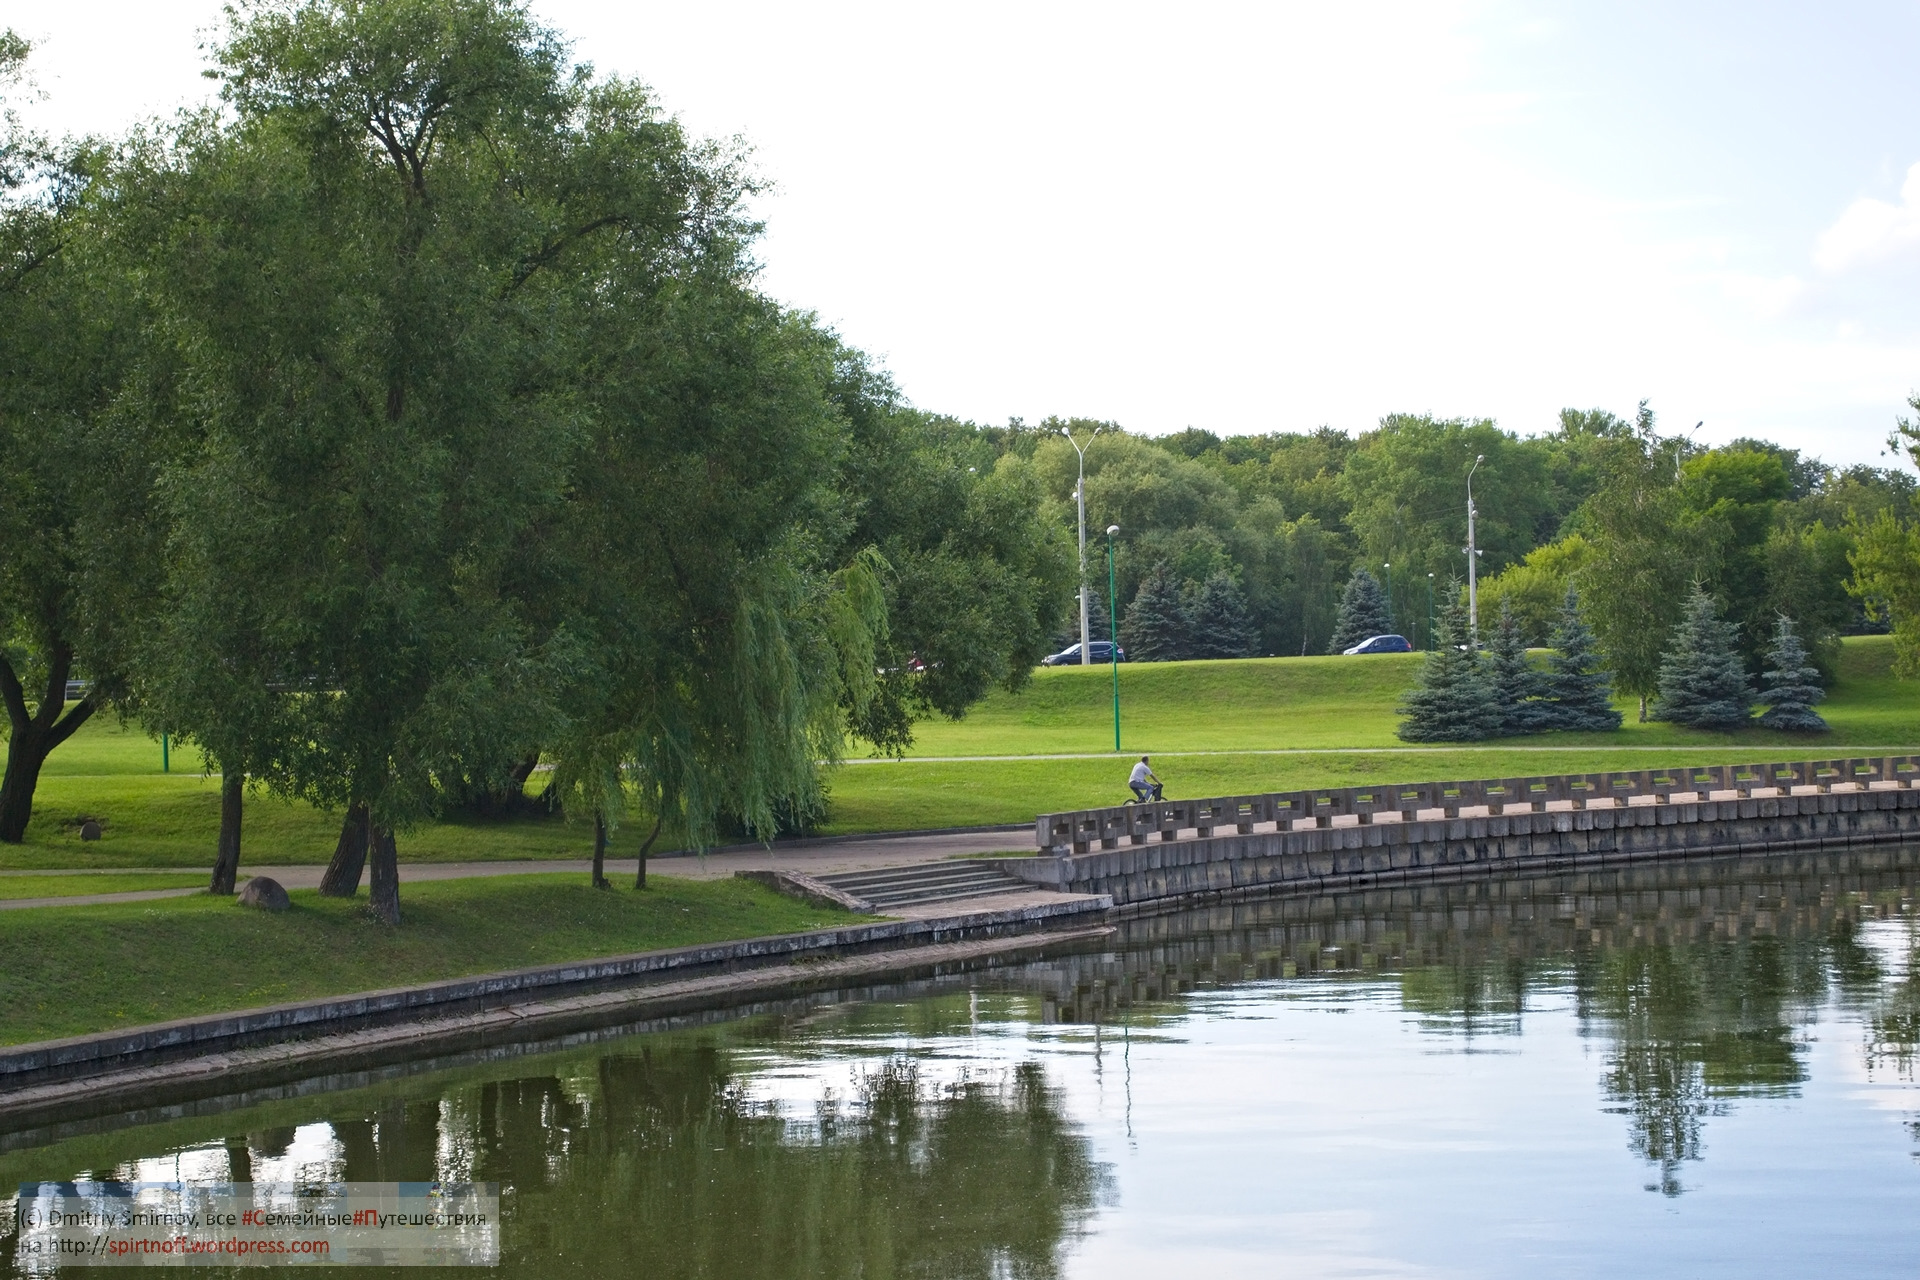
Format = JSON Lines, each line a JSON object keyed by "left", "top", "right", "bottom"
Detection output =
{"left": 1847, "top": 508, "right": 1920, "bottom": 677}
{"left": 1476, "top": 534, "right": 1594, "bottom": 646}
{"left": 1120, "top": 562, "right": 1191, "bottom": 661}
{"left": 1579, "top": 421, "right": 1694, "bottom": 708}
{"left": 1537, "top": 587, "right": 1623, "bottom": 731}
{"left": 1187, "top": 570, "right": 1259, "bottom": 659}
{"left": 1396, "top": 598, "right": 1500, "bottom": 742}
{"left": 1652, "top": 589, "right": 1754, "bottom": 729}
{"left": 1487, "top": 597, "right": 1546, "bottom": 735}
{"left": 1327, "top": 568, "right": 1391, "bottom": 651}
{"left": 1757, "top": 616, "right": 1828, "bottom": 732}
{"left": 1341, "top": 413, "right": 1556, "bottom": 592}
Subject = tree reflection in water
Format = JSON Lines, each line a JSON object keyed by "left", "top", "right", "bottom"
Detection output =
{"left": 406, "top": 1042, "right": 1102, "bottom": 1278}
{"left": 1027, "top": 846, "right": 1920, "bottom": 1198}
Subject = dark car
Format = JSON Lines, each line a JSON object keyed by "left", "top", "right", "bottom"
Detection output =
{"left": 1041, "top": 641, "right": 1127, "bottom": 666}
{"left": 1342, "top": 634, "right": 1413, "bottom": 655}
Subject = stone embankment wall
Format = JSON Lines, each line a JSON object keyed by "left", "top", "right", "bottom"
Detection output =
{"left": 1004, "top": 758, "right": 1920, "bottom": 910}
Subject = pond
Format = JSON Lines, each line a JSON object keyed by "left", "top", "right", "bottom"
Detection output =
{"left": 6, "top": 847, "right": 1920, "bottom": 1277}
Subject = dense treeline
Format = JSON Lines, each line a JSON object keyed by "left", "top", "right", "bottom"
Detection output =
{"left": 965, "top": 407, "right": 1911, "bottom": 692}
{"left": 0, "top": 2, "right": 1071, "bottom": 915}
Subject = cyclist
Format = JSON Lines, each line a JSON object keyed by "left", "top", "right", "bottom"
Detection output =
{"left": 1128, "top": 756, "right": 1162, "bottom": 803}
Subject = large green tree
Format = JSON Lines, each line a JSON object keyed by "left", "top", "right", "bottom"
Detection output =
{"left": 0, "top": 35, "right": 164, "bottom": 843}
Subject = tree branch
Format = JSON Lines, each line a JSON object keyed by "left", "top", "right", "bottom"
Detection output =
{"left": 506, "top": 214, "right": 632, "bottom": 295}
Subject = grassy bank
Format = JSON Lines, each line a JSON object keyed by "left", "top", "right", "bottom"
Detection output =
{"left": 6, "top": 637, "right": 1918, "bottom": 866}
{"left": 0, "top": 875, "right": 861, "bottom": 1046}
{"left": 0, "top": 872, "right": 209, "bottom": 899}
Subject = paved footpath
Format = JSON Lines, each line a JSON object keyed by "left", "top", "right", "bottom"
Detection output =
{"left": 0, "top": 827, "right": 1034, "bottom": 911}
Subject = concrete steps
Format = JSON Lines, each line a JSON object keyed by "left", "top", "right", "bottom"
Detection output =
{"left": 815, "top": 861, "right": 1033, "bottom": 910}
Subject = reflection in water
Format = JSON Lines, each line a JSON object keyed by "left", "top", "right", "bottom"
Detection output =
{"left": 5, "top": 846, "right": 1920, "bottom": 1277}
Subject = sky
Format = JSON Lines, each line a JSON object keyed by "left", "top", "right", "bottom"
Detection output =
{"left": 11, "top": 0, "right": 1920, "bottom": 466}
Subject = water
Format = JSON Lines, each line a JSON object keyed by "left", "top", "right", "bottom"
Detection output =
{"left": 7, "top": 847, "right": 1920, "bottom": 1277}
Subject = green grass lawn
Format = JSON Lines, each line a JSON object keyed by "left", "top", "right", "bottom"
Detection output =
{"left": 0, "top": 874, "right": 861, "bottom": 1046}
{"left": 6, "top": 636, "right": 1918, "bottom": 866}
{"left": 0, "top": 872, "right": 211, "bottom": 899}
{"left": 885, "top": 635, "right": 1920, "bottom": 756}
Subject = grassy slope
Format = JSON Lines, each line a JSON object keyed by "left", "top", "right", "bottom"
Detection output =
{"left": 816, "top": 636, "right": 1920, "bottom": 832}
{"left": 0, "top": 872, "right": 209, "bottom": 899}
{"left": 0, "top": 875, "right": 860, "bottom": 1046}
{"left": 5, "top": 637, "right": 1917, "bottom": 864}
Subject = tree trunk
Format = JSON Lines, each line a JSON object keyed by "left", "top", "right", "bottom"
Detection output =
{"left": 591, "top": 814, "right": 610, "bottom": 889}
{"left": 320, "top": 803, "right": 370, "bottom": 897}
{"left": 368, "top": 824, "right": 400, "bottom": 925}
{"left": 635, "top": 815, "right": 662, "bottom": 891}
{"left": 210, "top": 769, "right": 243, "bottom": 895}
{"left": 0, "top": 648, "right": 97, "bottom": 844}
{"left": 1638, "top": 694, "right": 1649, "bottom": 723}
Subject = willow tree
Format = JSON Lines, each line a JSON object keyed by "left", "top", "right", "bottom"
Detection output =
{"left": 138, "top": 0, "right": 772, "bottom": 920}
{"left": 0, "top": 34, "right": 165, "bottom": 843}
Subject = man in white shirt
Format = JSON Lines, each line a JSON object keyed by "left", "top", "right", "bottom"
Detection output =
{"left": 1128, "top": 756, "right": 1161, "bottom": 802}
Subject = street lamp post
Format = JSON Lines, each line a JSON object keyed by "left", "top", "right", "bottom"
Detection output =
{"left": 1420, "top": 571, "right": 1436, "bottom": 652}
{"left": 1106, "top": 525, "right": 1122, "bottom": 751}
{"left": 1465, "top": 454, "right": 1484, "bottom": 642}
{"left": 1061, "top": 426, "right": 1099, "bottom": 665}
{"left": 1674, "top": 421, "right": 1703, "bottom": 479}
{"left": 1383, "top": 562, "right": 1392, "bottom": 634}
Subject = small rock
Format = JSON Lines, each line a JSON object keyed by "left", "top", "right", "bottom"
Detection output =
{"left": 237, "top": 877, "right": 290, "bottom": 912}
{"left": 79, "top": 820, "right": 102, "bottom": 841}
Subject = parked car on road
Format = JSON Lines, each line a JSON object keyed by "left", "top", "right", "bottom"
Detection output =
{"left": 1341, "top": 634, "right": 1413, "bottom": 655}
{"left": 1041, "top": 641, "right": 1127, "bottom": 666}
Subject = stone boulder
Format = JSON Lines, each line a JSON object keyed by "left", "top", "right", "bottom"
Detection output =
{"left": 79, "top": 820, "right": 102, "bottom": 841}
{"left": 237, "top": 877, "right": 290, "bottom": 912}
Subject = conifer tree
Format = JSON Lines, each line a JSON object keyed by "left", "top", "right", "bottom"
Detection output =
{"left": 1757, "top": 615, "right": 1828, "bottom": 732}
{"left": 1651, "top": 588, "right": 1753, "bottom": 728}
{"left": 1396, "top": 597, "right": 1501, "bottom": 741}
{"left": 1487, "top": 596, "right": 1546, "bottom": 735}
{"left": 1187, "top": 570, "right": 1259, "bottom": 659}
{"left": 1537, "top": 587, "right": 1623, "bottom": 731}
{"left": 1328, "top": 568, "right": 1392, "bottom": 652}
{"left": 1121, "top": 562, "right": 1192, "bottom": 661}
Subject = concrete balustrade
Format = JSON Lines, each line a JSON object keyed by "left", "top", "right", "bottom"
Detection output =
{"left": 1011, "top": 756, "right": 1920, "bottom": 910}
{"left": 1034, "top": 756, "right": 1920, "bottom": 855}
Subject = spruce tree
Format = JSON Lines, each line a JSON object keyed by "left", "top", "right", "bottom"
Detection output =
{"left": 1651, "top": 588, "right": 1753, "bottom": 728}
{"left": 1537, "top": 586, "right": 1623, "bottom": 731}
{"left": 1396, "top": 597, "right": 1501, "bottom": 741}
{"left": 1121, "top": 562, "right": 1192, "bottom": 661}
{"left": 1757, "top": 615, "right": 1828, "bottom": 732}
{"left": 1187, "top": 570, "right": 1259, "bottom": 659}
{"left": 1328, "top": 568, "right": 1392, "bottom": 652}
{"left": 1487, "top": 596, "right": 1547, "bottom": 735}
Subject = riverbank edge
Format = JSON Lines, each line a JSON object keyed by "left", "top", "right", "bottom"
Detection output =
{"left": 0, "top": 894, "right": 1110, "bottom": 1119}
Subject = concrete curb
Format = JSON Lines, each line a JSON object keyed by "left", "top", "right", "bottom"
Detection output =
{"left": 0, "top": 893, "right": 1112, "bottom": 1104}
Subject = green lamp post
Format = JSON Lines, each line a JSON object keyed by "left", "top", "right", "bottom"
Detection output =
{"left": 1106, "top": 524, "right": 1121, "bottom": 752}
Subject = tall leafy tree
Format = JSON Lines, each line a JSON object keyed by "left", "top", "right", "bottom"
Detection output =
{"left": 1651, "top": 588, "right": 1753, "bottom": 729}
{"left": 0, "top": 36, "right": 163, "bottom": 843}
{"left": 1579, "top": 415, "right": 1694, "bottom": 720}
{"left": 140, "top": 0, "right": 730, "bottom": 920}
{"left": 1396, "top": 597, "right": 1500, "bottom": 742}
{"left": 1537, "top": 587, "right": 1623, "bottom": 731}
{"left": 1327, "top": 568, "right": 1390, "bottom": 651}
{"left": 1756, "top": 616, "right": 1828, "bottom": 732}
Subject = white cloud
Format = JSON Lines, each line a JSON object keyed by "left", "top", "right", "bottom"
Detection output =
{"left": 1814, "top": 162, "right": 1920, "bottom": 272}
